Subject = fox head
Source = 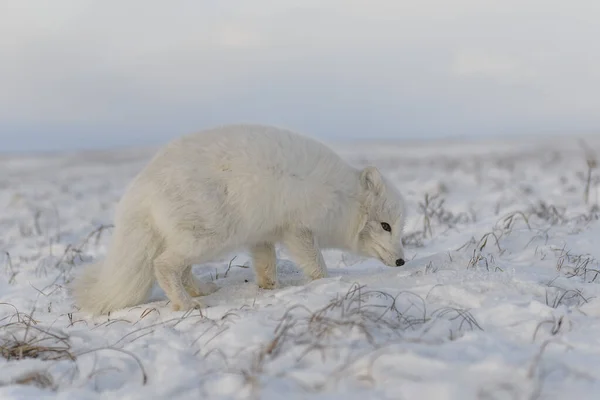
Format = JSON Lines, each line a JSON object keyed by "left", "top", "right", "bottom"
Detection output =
{"left": 354, "top": 166, "right": 407, "bottom": 267}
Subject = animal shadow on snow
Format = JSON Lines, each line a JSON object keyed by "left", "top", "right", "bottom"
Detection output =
{"left": 125, "top": 257, "right": 323, "bottom": 316}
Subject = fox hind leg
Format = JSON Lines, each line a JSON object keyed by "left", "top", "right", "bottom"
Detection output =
{"left": 154, "top": 252, "right": 202, "bottom": 311}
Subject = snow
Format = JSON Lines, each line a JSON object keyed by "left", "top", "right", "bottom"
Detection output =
{"left": 3, "top": 135, "right": 600, "bottom": 399}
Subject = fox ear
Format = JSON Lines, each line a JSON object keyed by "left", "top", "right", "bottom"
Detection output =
{"left": 360, "top": 166, "right": 384, "bottom": 196}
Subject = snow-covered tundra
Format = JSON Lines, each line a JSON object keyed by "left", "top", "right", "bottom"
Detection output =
{"left": 72, "top": 124, "right": 407, "bottom": 315}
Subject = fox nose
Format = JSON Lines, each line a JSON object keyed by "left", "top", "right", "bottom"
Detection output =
{"left": 396, "top": 258, "right": 405, "bottom": 266}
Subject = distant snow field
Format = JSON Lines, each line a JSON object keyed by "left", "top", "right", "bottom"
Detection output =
{"left": 3, "top": 135, "right": 600, "bottom": 399}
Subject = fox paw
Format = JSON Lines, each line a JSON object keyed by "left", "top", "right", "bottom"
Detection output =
{"left": 309, "top": 269, "right": 328, "bottom": 280}
{"left": 257, "top": 278, "right": 278, "bottom": 290}
{"left": 171, "top": 298, "right": 204, "bottom": 312}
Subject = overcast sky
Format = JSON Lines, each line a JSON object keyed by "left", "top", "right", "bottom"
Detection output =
{"left": 1, "top": 0, "right": 599, "bottom": 152}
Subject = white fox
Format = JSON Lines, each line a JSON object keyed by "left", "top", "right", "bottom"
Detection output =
{"left": 72, "top": 124, "right": 407, "bottom": 315}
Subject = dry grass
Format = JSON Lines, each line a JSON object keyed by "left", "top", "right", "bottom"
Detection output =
{"left": 210, "top": 283, "right": 483, "bottom": 395}
{"left": 1, "top": 370, "right": 56, "bottom": 390}
{"left": 0, "top": 305, "right": 74, "bottom": 362}
{"left": 2, "top": 282, "right": 481, "bottom": 395}
{"left": 0, "top": 301, "right": 151, "bottom": 390}
{"left": 403, "top": 191, "right": 475, "bottom": 248}
{"left": 3, "top": 252, "right": 17, "bottom": 285}
{"left": 579, "top": 139, "right": 598, "bottom": 205}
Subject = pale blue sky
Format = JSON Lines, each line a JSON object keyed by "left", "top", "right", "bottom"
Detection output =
{"left": 1, "top": 0, "right": 599, "bottom": 152}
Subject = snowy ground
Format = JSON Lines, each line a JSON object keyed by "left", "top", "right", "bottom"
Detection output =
{"left": 3, "top": 134, "right": 600, "bottom": 399}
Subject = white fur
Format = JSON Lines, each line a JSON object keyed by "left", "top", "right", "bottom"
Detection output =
{"left": 72, "top": 124, "right": 407, "bottom": 315}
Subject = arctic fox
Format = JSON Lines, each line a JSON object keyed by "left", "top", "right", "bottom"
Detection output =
{"left": 72, "top": 124, "right": 407, "bottom": 315}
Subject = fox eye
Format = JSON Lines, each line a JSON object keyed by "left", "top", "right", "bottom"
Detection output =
{"left": 381, "top": 222, "right": 391, "bottom": 232}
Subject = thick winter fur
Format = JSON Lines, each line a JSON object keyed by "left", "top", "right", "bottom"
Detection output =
{"left": 72, "top": 124, "right": 407, "bottom": 315}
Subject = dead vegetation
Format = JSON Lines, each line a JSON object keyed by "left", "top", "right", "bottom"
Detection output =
{"left": 211, "top": 283, "right": 482, "bottom": 395}
{"left": 0, "top": 305, "right": 73, "bottom": 362}
{"left": 1, "top": 370, "right": 56, "bottom": 391}
{"left": 553, "top": 247, "right": 600, "bottom": 283}
{"left": 0, "top": 301, "right": 150, "bottom": 391}
{"left": 403, "top": 191, "right": 476, "bottom": 248}
{"left": 0, "top": 283, "right": 482, "bottom": 395}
